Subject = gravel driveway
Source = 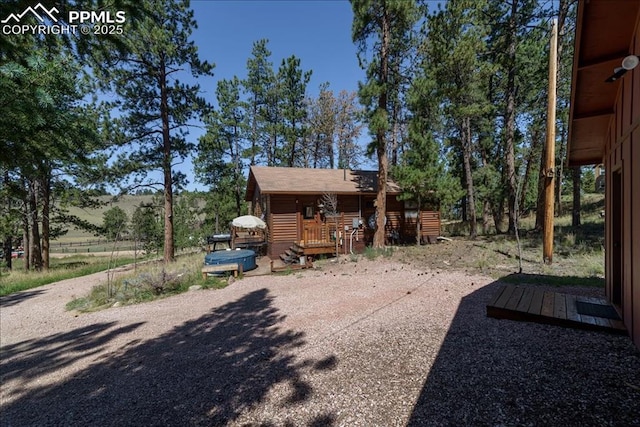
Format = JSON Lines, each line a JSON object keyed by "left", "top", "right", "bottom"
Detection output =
{"left": 1, "top": 259, "right": 639, "bottom": 426}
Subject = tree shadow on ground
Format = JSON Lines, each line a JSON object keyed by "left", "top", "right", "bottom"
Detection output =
{"left": 0, "top": 288, "right": 47, "bottom": 307}
{"left": 407, "top": 280, "right": 640, "bottom": 426}
{"left": 1, "top": 322, "right": 145, "bottom": 388}
{"left": 1, "top": 288, "right": 336, "bottom": 426}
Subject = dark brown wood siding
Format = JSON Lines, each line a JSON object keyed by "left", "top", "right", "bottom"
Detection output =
{"left": 269, "top": 195, "right": 298, "bottom": 241}
{"left": 263, "top": 192, "right": 441, "bottom": 258}
{"left": 603, "top": 17, "right": 640, "bottom": 348}
{"left": 421, "top": 211, "right": 441, "bottom": 241}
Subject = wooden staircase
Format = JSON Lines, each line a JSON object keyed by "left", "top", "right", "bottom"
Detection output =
{"left": 271, "top": 243, "right": 313, "bottom": 273}
{"left": 279, "top": 243, "right": 305, "bottom": 264}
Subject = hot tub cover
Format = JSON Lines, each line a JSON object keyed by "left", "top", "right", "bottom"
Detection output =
{"left": 204, "top": 249, "right": 257, "bottom": 271}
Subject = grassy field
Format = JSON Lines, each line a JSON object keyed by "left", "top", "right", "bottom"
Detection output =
{"left": 0, "top": 254, "right": 137, "bottom": 297}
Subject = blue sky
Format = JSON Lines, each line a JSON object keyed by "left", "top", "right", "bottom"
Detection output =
{"left": 178, "top": 1, "right": 369, "bottom": 191}
{"left": 191, "top": 1, "right": 365, "bottom": 99}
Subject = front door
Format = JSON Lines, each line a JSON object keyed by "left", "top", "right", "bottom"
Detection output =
{"left": 301, "top": 205, "right": 324, "bottom": 244}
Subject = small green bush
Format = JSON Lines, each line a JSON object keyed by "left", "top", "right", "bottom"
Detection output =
{"left": 363, "top": 246, "right": 394, "bottom": 260}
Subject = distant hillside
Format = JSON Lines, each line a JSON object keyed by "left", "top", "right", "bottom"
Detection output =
{"left": 57, "top": 194, "right": 206, "bottom": 243}
{"left": 65, "top": 195, "right": 160, "bottom": 227}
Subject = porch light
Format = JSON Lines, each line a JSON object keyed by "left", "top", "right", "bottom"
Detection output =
{"left": 606, "top": 55, "right": 639, "bottom": 82}
{"left": 605, "top": 55, "right": 640, "bottom": 83}
{"left": 622, "top": 54, "right": 639, "bottom": 70}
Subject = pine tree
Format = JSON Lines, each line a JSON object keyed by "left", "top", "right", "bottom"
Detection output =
{"left": 278, "top": 55, "right": 312, "bottom": 167}
{"left": 351, "top": 0, "right": 419, "bottom": 248}
{"left": 425, "top": 0, "right": 492, "bottom": 238}
{"left": 482, "top": 0, "right": 544, "bottom": 234}
{"left": 197, "top": 77, "right": 247, "bottom": 217}
{"left": 95, "top": 0, "right": 213, "bottom": 263}
{"left": 305, "top": 83, "right": 336, "bottom": 168}
{"left": 243, "top": 39, "right": 274, "bottom": 166}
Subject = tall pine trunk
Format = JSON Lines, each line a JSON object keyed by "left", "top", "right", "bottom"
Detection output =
{"left": 374, "top": 146, "right": 388, "bottom": 248}
{"left": 483, "top": 200, "right": 492, "bottom": 235}
{"left": 504, "top": 0, "right": 518, "bottom": 235}
{"left": 572, "top": 166, "right": 581, "bottom": 227}
{"left": 160, "top": 60, "right": 175, "bottom": 263}
{"left": 234, "top": 138, "right": 242, "bottom": 217}
{"left": 3, "top": 172, "right": 12, "bottom": 270}
{"left": 373, "top": 4, "right": 391, "bottom": 249}
{"left": 29, "top": 179, "right": 42, "bottom": 271}
{"left": 535, "top": 142, "right": 546, "bottom": 230}
{"left": 519, "top": 126, "right": 541, "bottom": 217}
{"left": 21, "top": 187, "right": 30, "bottom": 271}
{"left": 41, "top": 172, "right": 50, "bottom": 270}
{"left": 462, "top": 117, "right": 477, "bottom": 238}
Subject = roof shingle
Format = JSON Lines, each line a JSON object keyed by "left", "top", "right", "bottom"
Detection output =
{"left": 246, "top": 166, "right": 401, "bottom": 200}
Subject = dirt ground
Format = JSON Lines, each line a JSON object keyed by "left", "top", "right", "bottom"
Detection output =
{"left": 1, "top": 242, "right": 638, "bottom": 426}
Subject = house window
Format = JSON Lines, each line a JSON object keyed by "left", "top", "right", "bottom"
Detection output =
{"left": 303, "top": 205, "right": 314, "bottom": 219}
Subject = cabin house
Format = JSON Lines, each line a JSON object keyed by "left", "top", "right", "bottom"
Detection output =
{"left": 245, "top": 166, "right": 441, "bottom": 260}
{"left": 568, "top": 0, "right": 640, "bottom": 347}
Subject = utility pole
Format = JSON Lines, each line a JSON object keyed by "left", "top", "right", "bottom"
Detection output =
{"left": 543, "top": 18, "right": 558, "bottom": 264}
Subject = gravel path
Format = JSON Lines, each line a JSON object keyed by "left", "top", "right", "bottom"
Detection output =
{"left": 1, "top": 259, "right": 639, "bottom": 426}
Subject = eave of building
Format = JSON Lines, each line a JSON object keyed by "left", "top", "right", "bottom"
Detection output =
{"left": 567, "top": 0, "right": 640, "bottom": 167}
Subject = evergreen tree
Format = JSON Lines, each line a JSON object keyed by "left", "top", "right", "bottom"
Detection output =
{"left": 243, "top": 39, "right": 275, "bottom": 166}
{"left": 482, "top": 0, "right": 544, "bottom": 234}
{"left": 335, "top": 90, "right": 364, "bottom": 169}
{"left": 426, "top": 0, "right": 492, "bottom": 238}
{"left": 95, "top": 0, "right": 213, "bottom": 263}
{"left": 173, "top": 194, "right": 203, "bottom": 251}
{"left": 304, "top": 83, "right": 336, "bottom": 168}
{"left": 351, "top": 0, "right": 419, "bottom": 248}
{"left": 1, "top": 37, "right": 101, "bottom": 270}
{"left": 197, "top": 77, "right": 247, "bottom": 217}
{"left": 102, "top": 207, "right": 129, "bottom": 240}
{"left": 278, "top": 55, "right": 312, "bottom": 167}
{"left": 131, "top": 204, "right": 163, "bottom": 254}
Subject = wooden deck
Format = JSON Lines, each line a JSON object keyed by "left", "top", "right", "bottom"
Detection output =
{"left": 297, "top": 241, "right": 337, "bottom": 255}
{"left": 487, "top": 284, "right": 627, "bottom": 335}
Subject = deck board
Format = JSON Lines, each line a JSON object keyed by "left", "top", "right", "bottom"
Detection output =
{"left": 487, "top": 285, "right": 507, "bottom": 307}
{"left": 565, "top": 294, "right": 581, "bottom": 322}
{"left": 540, "top": 291, "right": 555, "bottom": 317}
{"left": 527, "top": 289, "right": 544, "bottom": 315}
{"left": 516, "top": 287, "right": 534, "bottom": 312}
{"left": 505, "top": 286, "right": 525, "bottom": 311}
{"left": 487, "top": 284, "right": 627, "bottom": 335}
{"left": 495, "top": 285, "right": 516, "bottom": 309}
{"left": 553, "top": 292, "right": 567, "bottom": 320}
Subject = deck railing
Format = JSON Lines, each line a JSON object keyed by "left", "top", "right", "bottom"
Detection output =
{"left": 302, "top": 222, "right": 330, "bottom": 244}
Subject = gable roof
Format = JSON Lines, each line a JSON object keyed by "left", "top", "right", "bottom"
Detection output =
{"left": 246, "top": 166, "right": 402, "bottom": 201}
{"left": 567, "top": 0, "right": 640, "bottom": 166}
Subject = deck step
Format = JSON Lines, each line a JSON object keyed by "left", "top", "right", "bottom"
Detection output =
{"left": 279, "top": 253, "right": 291, "bottom": 262}
{"left": 486, "top": 284, "right": 627, "bottom": 335}
{"left": 279, "top": 252, "right": 297, "bottom": 264}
